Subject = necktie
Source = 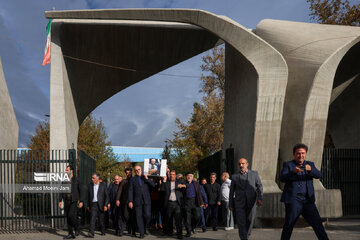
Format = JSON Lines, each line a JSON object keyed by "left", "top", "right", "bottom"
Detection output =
{"left": 138, "top": 176, "right": 142, "bottom": 186}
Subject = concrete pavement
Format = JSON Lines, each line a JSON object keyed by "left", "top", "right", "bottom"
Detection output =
{"left": 0, "top": 219, "right": 359, "bottom": 240}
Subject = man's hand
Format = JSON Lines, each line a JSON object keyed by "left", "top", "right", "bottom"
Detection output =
{"left": 58, "top": 202, "right": 62, "bottom": 208}
{"left": 129, "top": 202, "right": 133, "bottom": 209}
{"left": 257, "top": 200, "right": 263, "bottom": 206}
{"left": 116, "top": 200, "right": 120, "bottom": 207}
{"left": 200, "top": 204, "right": 204, "bottom": 208}
{"left": 294, "top": 167, "right": 303, "bottom": 174}
{"left": 144, "top": 174, "right": 148, "bottom": 180}
{"left": 87, "top": 207, "right": 90, "bottom": 212}
{"left": 178, "top": 184, "right": 186, "bottom": 188}
{"left": 104, "top": 206, "right": 108, "bottom": 211}
{"left": 163, "top": 176, "right": 167, "bottom": 182}
{"left": 78, "top": 202, "right": 83, "bottom": 208}
{"left": 217, "top": 201, "right": 221, "bottom": 206}
{"left": 205, "top": 204, "right": 208, "bottom": 208}
{"left": 229, "top": 206, "right": 233, "bottom": 211}
{"left": 108, "top": 203, "right": 111, "bottom": 209}
{"left": 305, "top": 164, "right": 312, "bottom": 172}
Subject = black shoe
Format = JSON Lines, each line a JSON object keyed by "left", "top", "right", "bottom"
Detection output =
{"left": 131, "top": 233, "right": 137, "bottom": 238}
{"left": 213, "top": 227, "right": 218, "bottom": 231}
{"left": 185, "top": 231, "right": 191, "bottom": 237}
{"left": 202, "top": 228, "right": 207, "bottom": 232}
{"left": 191, "top": 229, "right": 196, "bottom": 234}
{"left": 75, "top": 230, "right": 80, "bottom": 236}
{"left": 139, "top": 235, "right": 144, "bottom": 239}
{"left": 87, "top": 232, "right": 94, "bottom": 238}
{"left": 64, "top": 234, "right": 75, "bottom": 239}
{"left": 117, "top": 231, "right": 123, "bottom": 236}
{"left": 101, "top": 232, "right": 106, "bottom": 236}
{"left": 177, "top": 235, "right": 183, "bottom": 239}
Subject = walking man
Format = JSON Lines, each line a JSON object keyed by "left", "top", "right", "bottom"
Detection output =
{"left": 58, "top": 165, "right": 83, "bottom": 239}
{"left": 204, "top": 173, "right": 221, "bottom": 231}
{"left": 221, "top": 172, "right": 234, "bottom": 230}
{"left": 280, "top": 143, "right": 329, "bottom": 240}
{"left": 116, "top": 168, "right": 136, "bottom": 237}
{"left": 108, "top": 175, "right": 122, "bottom": 236}
{"left": 87, "top": 173, "right": 109, "bottom": 237}
{"left": 183, "top": 172, "right": 204, "bottom": 237}
{"left": 160, "top": 169, "right": 185, "bottom": 239}
{"left": 128, "top": 165, "right": 155, "bottom": 238}
{"left": 229, "top": 158, "right": 263, "bottom": 240}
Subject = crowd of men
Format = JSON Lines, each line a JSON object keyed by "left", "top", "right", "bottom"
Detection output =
{"left": 59, "top": 143, "right": 329, "bottom": 240}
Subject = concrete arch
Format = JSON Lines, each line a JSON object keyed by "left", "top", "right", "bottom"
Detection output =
{"left": 255, "top": 19, "right": 360, "bottom": 218}
{"left": 0, "top": 57, "right": 18, "bottom": 149}
{"left": 326, "top": 40, "right": 360, "bottom": 149}
{"left": 302, "top": 36, "right": 360, "bottom": 184}
{"left": 46, "top": 9, "right": 288, "bottom": 193}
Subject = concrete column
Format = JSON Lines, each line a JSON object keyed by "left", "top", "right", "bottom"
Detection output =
{"left": 49, "top": 22, "right": 79, "bottom": 150}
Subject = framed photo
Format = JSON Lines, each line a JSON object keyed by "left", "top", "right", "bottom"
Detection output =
{"left": 143, "top": 158, "right": 167, "bottom": 177}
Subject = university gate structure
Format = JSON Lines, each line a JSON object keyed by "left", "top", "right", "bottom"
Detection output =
{"left": 1, "top": 8, "right": 359, "bottom": 228}
{"left": 44, "top": 9, "right": 360, "bottom": 223}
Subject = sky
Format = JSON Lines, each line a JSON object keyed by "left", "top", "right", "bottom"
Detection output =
{"left": 0, "top": 0, "right": 313, "bottom": 148}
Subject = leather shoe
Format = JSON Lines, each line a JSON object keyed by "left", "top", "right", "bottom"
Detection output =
{"left": 202, "top": 228, "right": 207, "bottom": 232}
{"left": 213, "top": 227, "right": 218, "bottom": 231}
{"left": 63, "top": 234, "right": 75, "bottom": 239}
{"left": 177, "top": 235, "right": 183, "bottom": 239}
{"left": 87, "top": 232, "right": 94, "bottom": 238}
{"left": 185, "top": 231, "right": 191, "bottom": 237}
{"left": 75, "top": 230, "right": 80, "bottom": 236}
{"left": 139, "top": 235, "right": 144, "bottom": 239}
{"left": 101, "top": 232, "right": 106, "bottom": 236}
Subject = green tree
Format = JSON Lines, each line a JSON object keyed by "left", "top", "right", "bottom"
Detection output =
{"left": 307, "top": 0, "right": 360, "bottom": 25}
{"left": 167, "top": 47, "right": 225, "bottom": 174}
{"left": 28, "top": 113, "right": 121, "bottom": 180}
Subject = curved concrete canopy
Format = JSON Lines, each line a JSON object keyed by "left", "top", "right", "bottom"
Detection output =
{"left": 0, "top": 57, "right": 18, "bottom": 149}
{"left": 46, "top": 9, "right": 288, "bottom": 192}
{"left": 256, "top": 19, "right": 360, "bottom": 189}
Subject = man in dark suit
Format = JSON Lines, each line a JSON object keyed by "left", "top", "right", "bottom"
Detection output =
{"left": 204, "top": 173, "right": 221, "bottom": 231}
{"left": 58, "top": 165, "right": 83, "bottom": 239}
{"left": 229, "top": 158, "right": 263, "bottom": 240}
{"left": 116, "top": 168, "right": 136, "bottom": 236}
{"left": 183, "top": 172, "right": 204, "bottom": 238}
{"left": 280, "top": 143, "right": 329, "bottom": 240}
{"left": 87, "top": 173, "right": 109, "bottom": 238}
{"left": 160, "top": 169, "right": 185, "bottom": 239}
{"left": 128, "top": 165, "right": 155, "bottom": 239}
{"left": 108, "top": 175, "right": 122, "bottom": 236}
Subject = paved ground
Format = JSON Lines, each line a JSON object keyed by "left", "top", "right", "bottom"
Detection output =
{"left": 0, "top": 219, "right": 359, "bottom": 240}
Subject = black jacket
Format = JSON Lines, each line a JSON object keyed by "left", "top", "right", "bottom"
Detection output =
{"left": 128, "top": 176, "right": 155, "bottom": 207}
{"left": 204, "top": 182, "right": 221, "bottom": 205}
{"left": 59, "top": 177, "right": 81, "bottom": 203}
{"left": 87, "top": 181, "right": 109, "bottom": 212}
{"left": 160, "top": 180, "right": 185, "bottom": 208}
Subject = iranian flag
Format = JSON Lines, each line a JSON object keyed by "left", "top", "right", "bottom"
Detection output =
{"left": 42, "top": 19, "right": 52, "bottom": 66}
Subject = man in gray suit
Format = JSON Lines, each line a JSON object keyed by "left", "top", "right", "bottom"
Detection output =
{"left": 229, "top": 158, "right": 263, "bottom": 240}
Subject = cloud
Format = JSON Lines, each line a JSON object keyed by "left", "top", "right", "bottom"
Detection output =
{"left": 0, "top": 0, "right": 312, "bottom": 148}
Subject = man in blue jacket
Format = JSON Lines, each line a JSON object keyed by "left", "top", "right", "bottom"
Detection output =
{"left": 128, "top": 165, "right": 155, "bottom": 239}
{"left": 280, "top": 143, "right": 329, "bottom": 240}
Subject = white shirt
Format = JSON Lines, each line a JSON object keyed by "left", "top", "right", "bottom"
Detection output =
{"left": 169, "top": 181, "right": 177, "bottom": 201}
{"left": 221, "top": 178, "right": 231, "bottom": 201}
{"left": 92, "top": 183, "right": 99, "bottom": 202}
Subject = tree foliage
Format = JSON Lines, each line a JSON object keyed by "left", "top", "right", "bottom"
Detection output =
{"left": 308, "top": 0, "right": 360, "bottom": 25}
{"left": 28, "top": 113, "right": 121, "bottom": 180}
{"left": 167, "top": 47, "right": 225, "bottom": 174}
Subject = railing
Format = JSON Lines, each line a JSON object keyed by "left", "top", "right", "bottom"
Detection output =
{"left": 321, "top": 148, "right": 360, "bottom": 216}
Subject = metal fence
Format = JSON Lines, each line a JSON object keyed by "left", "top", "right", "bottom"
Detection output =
{"left": 321, "top": 148, "right": 360, "bottom": 216}
{"left": 78, "top": 150, "right": 96, "bottom": 225}
{"left": 0, "top": 149, "right": 96, "bottom": 232}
